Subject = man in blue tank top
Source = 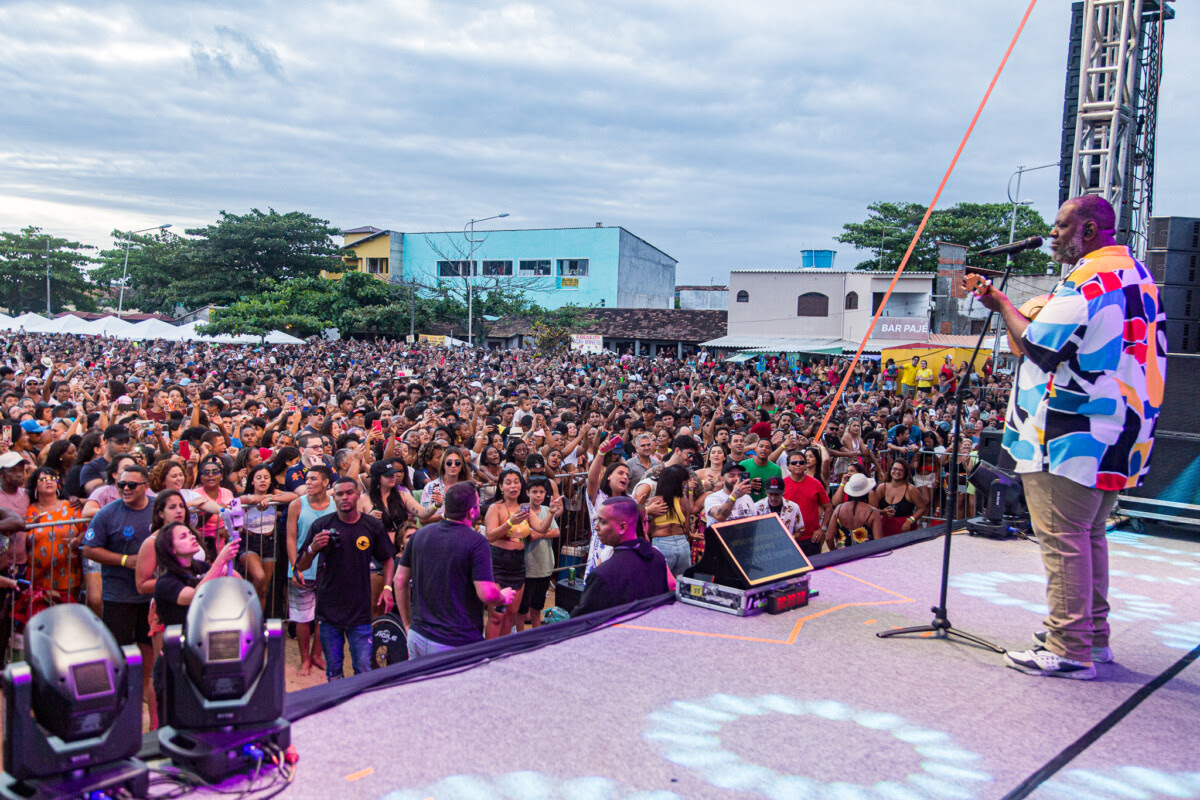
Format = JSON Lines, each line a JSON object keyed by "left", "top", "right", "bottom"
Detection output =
{"left": 286, "top": 464, "right": 333, "bottom": 677}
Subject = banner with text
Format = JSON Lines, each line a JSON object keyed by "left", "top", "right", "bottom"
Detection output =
{"left": 875, "top": 316, "right": 930, "bottom": 340}
{"left": 571, "top": 334, "right": 603, "bottom": 353}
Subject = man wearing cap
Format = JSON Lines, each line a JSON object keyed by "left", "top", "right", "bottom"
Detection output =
{"left": 81, "top": 465, "right": 156, "bottom": 714}
{"left": 703, "top": 462, "right": 756, "bottom": 527}
{"left": 20, "top": 419, "right": 48, "bottom": 450}
{"left": 754, "top": 477, "right": 804, "bottom": 540}
{"left": 79, "top": 424, "right": 132, "bottom": 497}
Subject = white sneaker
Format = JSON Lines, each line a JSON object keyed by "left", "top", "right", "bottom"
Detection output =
{"left": 1032, "top": 630, "right": 1113, "bottom": 664}
{"left": 1004, "top": 647, "right": 1096, "bottom": 680}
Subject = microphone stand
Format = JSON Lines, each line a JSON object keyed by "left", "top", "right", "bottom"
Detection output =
{"left": 877, "top": 259, "right": 1014, "bottom": 653}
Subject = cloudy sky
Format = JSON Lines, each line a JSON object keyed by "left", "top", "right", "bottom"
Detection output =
{"left": 0, "top": 1, "right": 1195, "bottom": 284}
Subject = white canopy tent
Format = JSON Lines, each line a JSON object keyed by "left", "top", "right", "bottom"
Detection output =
{"left": 121, "top": 318, "right": 188, "bottom": 341}
{"left": 6, "top": 313, "right": 54, "bottom": 332}
{"left": 39, "top": 314, "right": 90, "bottom": 334}
{"left": 262, "top": 330, "right": 304, "bottom": 345}
{"left": 0, "top": 313, "right": 304, "bottom": 344}
{"left": 74, "top": 316, "right": 136, "bottom": 337}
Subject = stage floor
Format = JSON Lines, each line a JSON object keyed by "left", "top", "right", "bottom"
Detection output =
{"left": 263, "top": 528, "right": 1200, "bottom": 799}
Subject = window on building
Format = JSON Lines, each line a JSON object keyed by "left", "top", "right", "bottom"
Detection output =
{"left": 844, "top": 291, "right": 858, "bottom": 310}
{"left": 365, "top": 257, "right": 388, "bottom": 274}
{"left": 481, "top": 260, "right": 513, "bottom": 276}
{"left": 557, "top": 258, "right": 589, "bottom": 277}
{"left": 797, "top": 292, "right": 829, "bottom": 317}
{"left": 437, "top": 260, "right": 475, "bottom": 277}
{"left": 736, "top": 290, "right": 750, "bottom": 303}
{"left": 519, "top": 259, "right": 551, "bottom": 276}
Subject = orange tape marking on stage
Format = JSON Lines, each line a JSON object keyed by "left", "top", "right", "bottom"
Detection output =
{"left": 615, "top": 567, "right": 914, "bottom": 645}
{"left": 345, "top": 766, "right": 375, "bottom": 782}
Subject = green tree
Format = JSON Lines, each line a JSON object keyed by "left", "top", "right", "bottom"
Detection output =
{"left": 836, "top": 201, "right": 1053, "bottom": 275}
{"left": 203, "top": 272, "right": 459, "bottom": 338}
{"left": 530, "top": 304, "right": 590, "bottom": 355}
{"left": 92, "top": 228, "right": 190, "bottom": 314}
{"left": 178, "top": 209, "right": 340, "bottom": 308}
{"left": 0, "top": 227, "right": 98, "bottom": 314}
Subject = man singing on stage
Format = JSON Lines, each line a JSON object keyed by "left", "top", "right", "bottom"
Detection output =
{"left": 970, "top": 195, "right": 1166, "bottom": 680}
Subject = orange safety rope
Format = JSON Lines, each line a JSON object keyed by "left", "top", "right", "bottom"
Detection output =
{"left": 814, "top": 0, "right": 1040, "bottom": 442}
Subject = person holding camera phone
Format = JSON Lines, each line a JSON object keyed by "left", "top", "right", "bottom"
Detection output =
{"left": 296, "top": 476, "right": 395, "bottom": 681}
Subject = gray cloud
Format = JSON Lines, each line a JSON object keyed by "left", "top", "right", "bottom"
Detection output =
{"left": 0, "top": 0, "right": 1195, "bottom": 283}
{"left": 191, "top": 25, "right": 285, "bottom": 82}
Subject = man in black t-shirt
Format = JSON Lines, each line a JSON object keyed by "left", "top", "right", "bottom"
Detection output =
{"left": 395, "top": 482, "right": 515, "bottom": 659}
{"left": 296, "top": 477, "right": 395, "bottom": 681}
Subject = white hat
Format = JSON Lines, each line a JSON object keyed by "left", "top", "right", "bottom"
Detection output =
{"left": 844, "top": 473, "right": 876, "bottom": 499}
{"left": 0, "top": 452, "right": 24, "bottom": 470}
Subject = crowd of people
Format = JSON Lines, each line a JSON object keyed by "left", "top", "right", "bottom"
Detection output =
{"left": 0, "top": 327, "right": 1015, "bottom": 725}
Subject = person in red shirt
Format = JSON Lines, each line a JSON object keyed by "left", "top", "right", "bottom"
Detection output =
{"left": 938, "top": 355, "right": 957, "bottom": 396}
{"left": 782, "top": 450, "right": 831, "bottom": 557}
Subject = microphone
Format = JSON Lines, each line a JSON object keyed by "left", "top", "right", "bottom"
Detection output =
{"left": 976, "top": 236, "right": 1043, "bottom": 257}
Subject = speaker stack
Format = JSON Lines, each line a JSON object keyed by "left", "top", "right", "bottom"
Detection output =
{"left": 1148, "top": 216, "right": 1200, "bottom": 353}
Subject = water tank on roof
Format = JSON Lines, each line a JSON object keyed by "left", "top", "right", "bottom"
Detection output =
{"left": 801, "top": 249, "right": 836, "bottom": 269}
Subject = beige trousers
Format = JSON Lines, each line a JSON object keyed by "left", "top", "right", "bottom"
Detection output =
{"left": 1023, "top": 471, "right": 1119, "bottom": 662}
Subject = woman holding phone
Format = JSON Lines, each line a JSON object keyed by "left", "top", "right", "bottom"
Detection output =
{"left": 483, "top": 469, "right": 545, "bottom": 639}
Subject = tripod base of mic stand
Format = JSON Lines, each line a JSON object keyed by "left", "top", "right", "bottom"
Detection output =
{"left": 877, "top": 606, "right": 1006, "bottom": 653}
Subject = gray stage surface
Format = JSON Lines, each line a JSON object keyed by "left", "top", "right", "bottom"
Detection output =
{"left": 268, "top": 528, "right": 1200, "bottom": 800}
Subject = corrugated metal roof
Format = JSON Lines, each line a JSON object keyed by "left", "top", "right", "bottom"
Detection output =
{"left": 700, "top": 335, "right": 895, "bottom": 354}
{"left": 730, "top": 268, "right": 934, "bottom": 276}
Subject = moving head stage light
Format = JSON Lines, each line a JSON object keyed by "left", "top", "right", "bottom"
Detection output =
{"left": 1, "top": 604, "right": 148, "bottom": 800}
{"left": 158, "top": 577, "right": 290, "bottom": 782}
{"left": 966, "top": 460, "right": 1031, "bottom": 539}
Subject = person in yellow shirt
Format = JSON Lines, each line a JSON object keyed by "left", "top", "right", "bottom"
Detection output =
{"left": 915, "top": 360, "right": 935, "bottom": 397}
{"left": 899, "top": 355, "right": 920, "bottom": 398}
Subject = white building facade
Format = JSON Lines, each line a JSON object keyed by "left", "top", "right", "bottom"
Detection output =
{"left": 726, "top": 269, "right": 934, "bottom": 343}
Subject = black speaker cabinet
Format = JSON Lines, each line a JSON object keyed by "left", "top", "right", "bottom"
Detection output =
{"left": 1123, "top": 432, "right": 1200, "bottom": 502}
{"left": 1159, "top": 354, "right": 1200, "bottom": 435}
{"left": 1149, "top": 216, "right": 1200, "bottom": 252}
{"left": 1158, "top": 285, "right": 1200, "bottom": 321}
{"left": 1147, "top": 250, "right": 1200, "bottom": 287}
{"left": 1164, "top": 319, "right": 1200, "bottom": 354}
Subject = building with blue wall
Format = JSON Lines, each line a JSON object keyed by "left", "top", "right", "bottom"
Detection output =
{"left": 338, "top": 225, "right": 676, "bottom": 310}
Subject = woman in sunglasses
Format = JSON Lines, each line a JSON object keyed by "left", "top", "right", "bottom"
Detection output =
{"left": 24, "top": 467, "right": 85, "bottom": 605}
{"left": 194, "top": 456, "right": 235, "bottom": 561}
{"left": 420, "top": 445, "right": 473, "bottom": 522}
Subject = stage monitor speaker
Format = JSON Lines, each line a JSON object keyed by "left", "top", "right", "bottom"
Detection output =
{"left": 1164, "top": 319, "right": 1200, "bottom": 354}
{"left": 1123, "top": 431, "right": 1200, "bottom": 505}
{"left": 1149, "top": 216, "right": 1200, "bottom": 252}
{"left": 687, "top": 514, "right": 812, "bottom": 590}
{"left": 1147, "top": 250, "right": 1200, "bottom": 287}
{"left": 1158, "top": 354, "right": 1200, "bottom": 435}
{"left": 1158, "top": 285, "right": 1199, "bottom": 321}
{"left": 977, "top": 429, "right": 1016, "bottom": 471}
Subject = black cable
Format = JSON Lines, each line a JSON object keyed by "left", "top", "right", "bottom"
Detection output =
{"left": 1000, "top": 641, "right": 1200, "bottom": 800}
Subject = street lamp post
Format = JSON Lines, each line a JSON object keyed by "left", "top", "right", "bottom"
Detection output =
{"left": 45, "top": 238, "right": 51, "bottom": 315}
{"left": 463, "top": 213, "right": 509, "bottom": 347}
{"left": 117, "top": 224, "right": 171, "bottom": 318}
{"left": 877, "top": 225, "right": 906, "bottom": 271}
{"left": 991, "top": 162, "right": 1059, "bottom": 363}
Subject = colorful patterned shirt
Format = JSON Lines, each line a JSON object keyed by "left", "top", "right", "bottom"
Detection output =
{"left": 1002, "top": 246, "right": 1166, "bottom": 491}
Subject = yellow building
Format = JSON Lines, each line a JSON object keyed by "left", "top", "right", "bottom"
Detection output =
{"left": 323, "top": 227, "right": 402, "bottom": 282}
